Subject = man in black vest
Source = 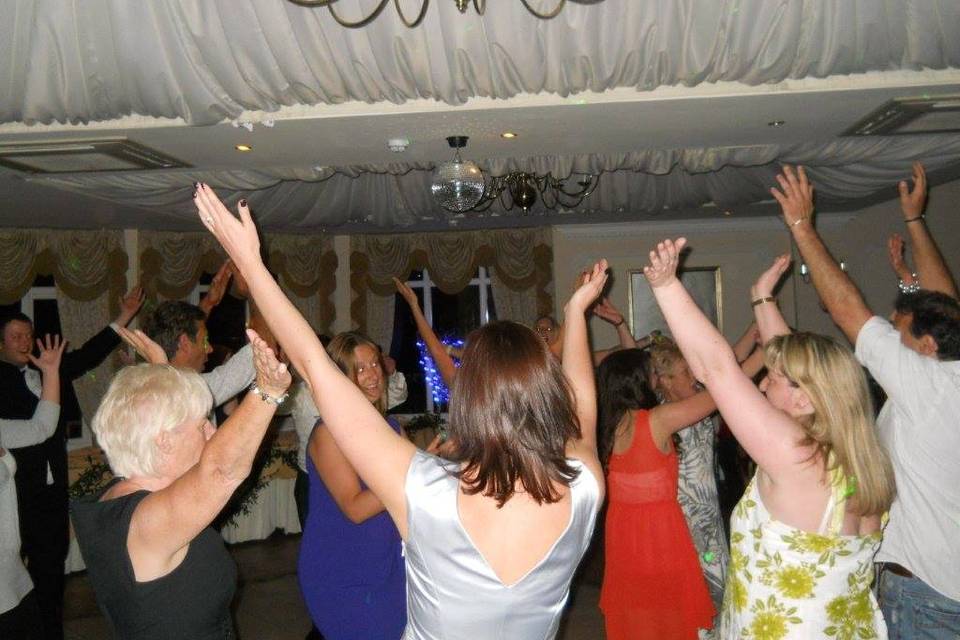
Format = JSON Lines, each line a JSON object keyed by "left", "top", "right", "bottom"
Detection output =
{"left": 0, "top": 286, "right": 143, "bottom": 640}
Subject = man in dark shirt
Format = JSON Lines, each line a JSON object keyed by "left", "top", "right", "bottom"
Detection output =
{"left": 0, "top": 286, "right": 143, "bottom": 640}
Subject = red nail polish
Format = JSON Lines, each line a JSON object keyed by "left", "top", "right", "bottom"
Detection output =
{"left": 240, "top": 199, "right": 247, "bottom": 207}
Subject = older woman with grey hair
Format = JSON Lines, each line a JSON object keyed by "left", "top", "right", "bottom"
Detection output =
{"left": 71, "top": 329, "right": 290, "bottom": 640}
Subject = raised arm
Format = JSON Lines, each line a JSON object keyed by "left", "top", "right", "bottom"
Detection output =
{"left": 897, "top": 162, "right": 959, "bottom": 299}
{"left": 1, "top": 335, "right": 66, "bottom": 448}
{"left": 562, "top": 260, "right": 608, "bottom": 452}
{"left": 194, "top": 185, "right": 416, "bottom": 537}
{"left": 775, "top": 165, "right": 873, "bottom": 344}
{"left": 393, "top": 277, "right": 457, "bottom": 387}
{"left": 645, "top": 239, "right": 804, "bottom": 475}
{"left": 130, "top": 331, "right": 290, "bottom": 577}
{"left": 199, "top": 260, "right": 234, "bottom": 318}
{"left": 591, "top": 297, "right": 637, "bottom": 365}
{"left": 887, "top": 234, "right": 919, "bottom": 291}
{"left": 751, "top": 255, "right": 792, "bottom": 344}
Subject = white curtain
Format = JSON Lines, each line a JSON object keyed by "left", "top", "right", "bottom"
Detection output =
{"left": 55, "top": 289, "right": 115, "bottom": 423}
{"left": 3, "top": 0, "right": 957, "bottom": 126}
{"left": 26, "top": 135, "right": 960, "bottom": 230}
{"left": 365, "top": 293, "right": 395, "bottom": 352}
{"left": 489, "top": 270, "right": 538, "bottom": 328}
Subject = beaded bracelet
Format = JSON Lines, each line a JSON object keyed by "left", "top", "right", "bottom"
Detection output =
{"left": 249, "top": 382, "right": 289, "bottom": 406}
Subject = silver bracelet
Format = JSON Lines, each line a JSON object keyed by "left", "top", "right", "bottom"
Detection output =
{"left": 898, "top": 275, "right": 920, "bottom": 294}
{"left": 249, "top": 383, "right": 289, "bottom": 406}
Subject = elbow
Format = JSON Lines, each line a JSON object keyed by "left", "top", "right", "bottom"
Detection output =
{"left": 198, "top": 451, "right": 250, "bottom": 493}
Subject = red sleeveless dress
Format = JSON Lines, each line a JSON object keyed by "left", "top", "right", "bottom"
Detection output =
{"left": 600, "top": 409, "right": 716, "bottom": 639}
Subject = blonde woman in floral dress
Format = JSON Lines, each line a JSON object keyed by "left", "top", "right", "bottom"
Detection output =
{"left": 644, "top": 232, "right": 895, "bottom": 640}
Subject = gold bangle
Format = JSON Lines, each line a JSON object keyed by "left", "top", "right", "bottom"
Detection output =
{"left": 790, "top": 217, "right": 808, "bottom": 227}
{"left": 751, "top": 296, "right": 776, "bottom": 307}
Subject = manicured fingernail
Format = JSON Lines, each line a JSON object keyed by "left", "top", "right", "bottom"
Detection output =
{"left": 240, "top": 199, "right": 247, "bottom": 207}
{"left": 193, "top": 191, "right": 197, "bottom": 198}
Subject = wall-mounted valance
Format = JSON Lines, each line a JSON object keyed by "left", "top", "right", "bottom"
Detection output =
{"left": 139, "top": 230, "right": 337, "bottom": 333}
{"left": 350, "top": 227, "right": 552, "bottom": 346}
{"left": 0, "top": 229, "right": 127, "bottom": 306}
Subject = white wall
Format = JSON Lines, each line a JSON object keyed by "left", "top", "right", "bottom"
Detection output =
{"left": 552, "top": 180, "right": 960, "bottom": 349}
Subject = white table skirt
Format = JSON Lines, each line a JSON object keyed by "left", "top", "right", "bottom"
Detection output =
{"left": 66, "top": 477, "right": 302, "bottom": 573}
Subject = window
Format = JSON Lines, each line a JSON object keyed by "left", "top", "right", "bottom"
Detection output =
{"left": 188, "top": 273, "right": 248, "bottom": 366}
{"left": 0, "top": 276, "right": 90, "bottom": 448}
{"left": 389, "top": 267, "right": 496, "bottom": 414}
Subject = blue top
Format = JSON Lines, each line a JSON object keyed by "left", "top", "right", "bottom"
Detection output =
{"left": 297, "top": 416, "right": 407, "bottom": 639}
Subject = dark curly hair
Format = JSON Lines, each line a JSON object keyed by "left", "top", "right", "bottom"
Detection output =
{"left": 894, "top": 291, "right": 960, "bottom": 361}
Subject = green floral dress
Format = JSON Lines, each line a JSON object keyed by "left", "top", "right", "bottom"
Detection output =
{"left": 720, "top": 469, "right": 886, "bottom": 640}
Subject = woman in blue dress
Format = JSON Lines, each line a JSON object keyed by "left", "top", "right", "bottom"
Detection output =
{"left": 298, "top": 332, "right": 406, "bottom": 639}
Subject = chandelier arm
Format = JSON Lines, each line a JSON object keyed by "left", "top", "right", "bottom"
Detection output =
{"left": 519, "top": 0, "right": 567, "bottom": 20}
{"left": 394, "top": 0, "right": 430, "bottom": 27}
{"left": 287, "top": 0, "right": 338, "bottom": 6}
{"left": 326, "top": 0, "right": 392, "bottom": 28}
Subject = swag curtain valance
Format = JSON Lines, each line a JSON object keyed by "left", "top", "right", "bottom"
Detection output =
{"left": 139, "top": 231, "right": 337, "bottom": 333}
{"left": 0, "top": 229, "right": 128, "bottom": 307}
{"left": 350, "top": 227, "right": 552, "bottom": 346}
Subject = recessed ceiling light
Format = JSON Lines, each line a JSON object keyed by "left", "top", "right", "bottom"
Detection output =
{"left": 500, "top": 132, "right": 518, "bottom": 139}
{"left": 767, "top": 120, "right": 785, "bottom": 128}
{"left": 235, "top": 144, "right": 253, "bottom": 152}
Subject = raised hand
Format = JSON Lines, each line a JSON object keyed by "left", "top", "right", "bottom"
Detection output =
{"left": 592, "top": 297, "right": 624, "bottom": 326}
{"left": 194, "top": 185, "right": 263, "bottom": 275}
{"left": 643, "top": 238, "right": 687, "bottom": 288}
{"left": 116, "top": 327, "right": 168, "bottom": 364}
{"left": 248, "top": 328, "right": 291, "bottom": 398}
{"left": 752, "top": 254, "right": 791, "bottom": 298}
{"left": 886, "top": 234, "right": 914, "bottom": 281}
{"left": 28, "top": 334, "right": 66, "bottom": 374}
{"left": 567, "top": 260, "right": 609, "bottom": 315}
{"left": 116, "top": 285, "right": 146, "bottom": 326}
{"left": 393, "top": 277, "right": 420, "bottom": 310}
{"left": 898, "top": 161, "right": 927, "bottom": 220}
{"left": 771, "top": 165, "right": 815, "bottom": 228}
{"left": 200, "top": 260, "right": 234, "bottom": 315}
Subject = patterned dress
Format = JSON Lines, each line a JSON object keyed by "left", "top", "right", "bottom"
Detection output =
{"left": 677, "top": 415, "right": 729, "bottom": 616}
{"left": 721, "top": 469, "right": 886, "bottom": 640}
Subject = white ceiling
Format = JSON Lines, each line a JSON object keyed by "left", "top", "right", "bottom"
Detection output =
{"left": 1, "top": 0, "right": 960, "bottom": 232}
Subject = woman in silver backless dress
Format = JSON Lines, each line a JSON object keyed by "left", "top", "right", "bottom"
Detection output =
{"left": 196, "top": 184, "right": 609, "bottom": 640}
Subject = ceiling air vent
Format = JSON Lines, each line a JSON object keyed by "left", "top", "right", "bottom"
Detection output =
{"left": 0, "top": 138, "right": 190, "bottom": 173}
{"left": 844, "top": 95, "right": 960, "bottom": 136}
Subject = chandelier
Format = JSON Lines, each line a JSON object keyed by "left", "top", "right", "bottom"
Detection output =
{"left": 430, "top": 135, "right": 599, "bottom": 214}
{"left": 474, "top": 171, "right": 599, "bottom": 213}
{"left": 286, "top": 0, "right": 596, "bottom": 28}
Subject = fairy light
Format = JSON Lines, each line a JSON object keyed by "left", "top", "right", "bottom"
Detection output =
{"left": 416, "top": 337, "right": 464, "bottom": 407}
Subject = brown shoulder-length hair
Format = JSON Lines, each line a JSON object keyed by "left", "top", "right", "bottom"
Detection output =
{"left": 447, "top": 320, "right": 581, "bottom": 507}
{"left": 326, "top": 332, "right": 387, "bottom": 415}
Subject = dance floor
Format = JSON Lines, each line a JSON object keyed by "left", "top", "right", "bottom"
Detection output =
{"left": 63, "top": 532, "right": 606, "bottom": 639}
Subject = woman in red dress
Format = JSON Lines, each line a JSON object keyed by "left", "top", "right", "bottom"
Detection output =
{"left": 597, "top": 348, "right": 717, "bottom": 639}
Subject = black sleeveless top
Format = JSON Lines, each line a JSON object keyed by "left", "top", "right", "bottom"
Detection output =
{"left": 71, "top": 487, "right": 237, "bottom": 639}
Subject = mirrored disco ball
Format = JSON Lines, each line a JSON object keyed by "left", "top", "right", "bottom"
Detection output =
{"left": 431, "top": 160, "right": 485, "bottom": 212}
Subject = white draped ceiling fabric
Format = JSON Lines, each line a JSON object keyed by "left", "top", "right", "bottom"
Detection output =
{"left": 3, "top": 0, "right": 960, "bottom": 229}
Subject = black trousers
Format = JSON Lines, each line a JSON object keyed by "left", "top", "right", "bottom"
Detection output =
{"left": 0, "top": 589, "right": 42, "bottom": 639}
{"left": 19, "top": 486, "right": 68, "bottom": 640}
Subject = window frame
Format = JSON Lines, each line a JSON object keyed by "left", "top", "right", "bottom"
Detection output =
{"left": 404, "top": 266, "right": 492, "bottom": 413}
